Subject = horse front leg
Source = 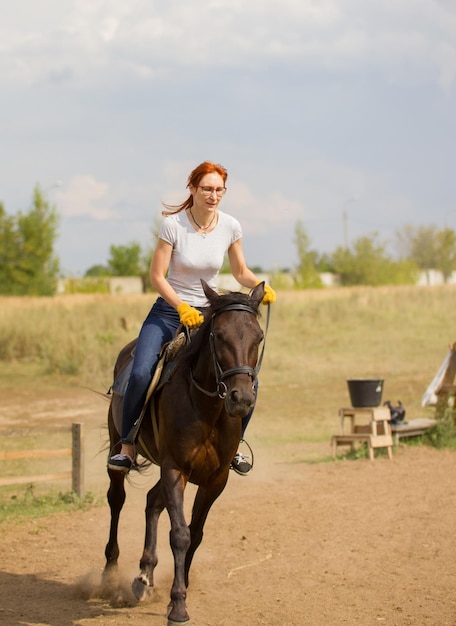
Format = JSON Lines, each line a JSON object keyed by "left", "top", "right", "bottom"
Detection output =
{"left": 161, "top": 466, "right": 191, "bottom": 624}
{"left": 132, "top": 479, "right": 164, "bottom": 601}
{"left": 103, "top": 468, "right": 126, "bottom": 580}
{"left": 185, "top": 476, "right": 228, "bottom": 587}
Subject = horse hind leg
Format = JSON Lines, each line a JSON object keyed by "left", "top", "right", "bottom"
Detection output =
{"left": 132, "top": 479, "right": 165, "bottom": 601}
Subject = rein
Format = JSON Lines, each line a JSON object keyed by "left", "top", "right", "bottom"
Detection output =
{"left": 190, "top": 302, "right": 270, "bottom": 400}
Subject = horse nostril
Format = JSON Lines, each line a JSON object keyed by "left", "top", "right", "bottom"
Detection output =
{"left": 229, "top": 389, "right": 255, "bottom": 408}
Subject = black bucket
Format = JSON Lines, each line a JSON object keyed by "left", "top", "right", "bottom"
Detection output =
{"left": 347, "top": 379, "right": 384, "bottom": 408}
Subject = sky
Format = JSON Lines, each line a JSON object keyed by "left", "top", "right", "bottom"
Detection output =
{"left": 2, "top": 0, "right": 456, "bottom": 276}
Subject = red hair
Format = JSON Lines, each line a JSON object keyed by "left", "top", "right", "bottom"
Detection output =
{"left": 162, "top": 161, "right": 228, "bottom": 216}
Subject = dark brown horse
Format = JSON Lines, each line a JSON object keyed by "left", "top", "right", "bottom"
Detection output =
{"left": 104, "top": 281, "right": 265, "bottom": 623}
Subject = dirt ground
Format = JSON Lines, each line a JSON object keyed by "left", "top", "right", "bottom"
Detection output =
{"left": 0, "top": 388, "right": 455, "bottom": 626}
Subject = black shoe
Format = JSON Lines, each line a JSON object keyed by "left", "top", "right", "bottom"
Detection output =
{"left": 231, "top": 452, "right": 252, "bottom": 476}
{"left": 108, "top": 453, "right": 134, "bottom": 474}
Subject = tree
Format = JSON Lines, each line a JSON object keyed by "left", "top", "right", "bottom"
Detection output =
{"left": 107, "top": 242, "right": 143, "bottom": 276}
{"left": 85, "top": 264, "right": 110, "bottom": 277}
{"left": 331, "top": 232, "right": 418, "bottom": 286}
{"left": 436, "top": 228, "right": 456, "bottom": 282}
{"left": 314, "top": 252, "right": 335, "bottom": 273}
{"left": 395, "top": 224, "right": 439, "bottom": 268}
{"left": 293, "top": 221, "right": 322, "bottom": 288}
{"left": 0, "top": 185, "right": 60, "bottom": 295}
{"left": 395, "top": 224, "right": 456, "bottom": 282}
{"left": 0, "top": 203, "right": 20, "bottom": 292}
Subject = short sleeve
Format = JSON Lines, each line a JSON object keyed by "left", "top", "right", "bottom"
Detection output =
{"left": 159, "top": 216, "right": 177, "bottom": 246}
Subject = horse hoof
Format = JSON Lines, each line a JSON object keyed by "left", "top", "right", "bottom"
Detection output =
{"left": 167, "top": 616, "right": 190, "bottom": 625}
{"left": 132, "top": 576, "right": 152, "bottom": 601}
{"left": 167, "top": 599, "right": 189, "bottom": 624}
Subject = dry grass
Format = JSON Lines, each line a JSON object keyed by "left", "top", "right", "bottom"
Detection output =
{"left": 0, "top": 286, "right": 454, "bottom": 455}
{"left": 255, "top": 286, "right": 454, "bottom": 448}
{"left": 0, "top": 293, "right": 151, "bottom": 377}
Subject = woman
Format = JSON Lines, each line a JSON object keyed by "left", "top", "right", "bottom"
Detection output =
{"left": 108, "top": 161, "right": 276, "bottom": 475}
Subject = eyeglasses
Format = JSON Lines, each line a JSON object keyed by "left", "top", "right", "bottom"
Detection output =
{"left": 198, "top": 186, "right": 227, "bottom": 197}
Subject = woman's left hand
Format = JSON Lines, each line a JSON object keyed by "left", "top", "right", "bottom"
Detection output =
{"left": 262, "top": 284, "right": 276, "bottom": 304}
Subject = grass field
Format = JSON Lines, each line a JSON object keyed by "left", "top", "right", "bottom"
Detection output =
{"left": 1, "top": 285, "right": 455, "bottom": 427}
{"left": 0, "top": 284, "right": 455, "bottom": 509}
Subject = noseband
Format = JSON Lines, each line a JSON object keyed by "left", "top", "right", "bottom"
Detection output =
{"left": 190, "top": 303, "right": 264, "bottom": 399}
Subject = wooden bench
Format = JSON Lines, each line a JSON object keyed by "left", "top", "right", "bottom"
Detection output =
{"left": 390, "top": 418, "right": 436, "bottom": 445}
{"left": 331, "top": 407, "right": 393, "bottom": 461}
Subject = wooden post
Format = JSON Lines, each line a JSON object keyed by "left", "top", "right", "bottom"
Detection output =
{"left": 71, "top": 422, "right": 84, "bottom": 498}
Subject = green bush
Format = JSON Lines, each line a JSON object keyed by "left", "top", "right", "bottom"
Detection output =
{"left": 426, "top": 408, "right": 456, "bottom": 449}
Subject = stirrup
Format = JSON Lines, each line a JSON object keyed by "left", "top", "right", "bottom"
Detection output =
{"left": 108, "top": 453, "right": 134, "bottom": 474}
{"left": 230, "top": 439, "right": 254, "bottom": 476}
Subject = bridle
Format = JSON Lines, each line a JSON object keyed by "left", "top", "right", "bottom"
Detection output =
{"left": 190, "top": 302, "right": 269, "bottom": 399}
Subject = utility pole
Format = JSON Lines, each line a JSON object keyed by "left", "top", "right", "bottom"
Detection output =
{"left": 342, "top": 196, "right": 359, "bottom": 249}
{"left": 343, "top": 209, "right": 349, "bottom": 249}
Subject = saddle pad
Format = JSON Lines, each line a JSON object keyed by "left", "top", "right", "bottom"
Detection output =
{"left": 111, "top": 352, "right": 134, "bottom": 396}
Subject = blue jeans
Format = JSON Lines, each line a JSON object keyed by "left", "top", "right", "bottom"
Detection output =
{"left": 121, "top": 297, "right": 255, "bottom": 442}
{"left": 121, "top": 298, "right": 187, "bottom": 440}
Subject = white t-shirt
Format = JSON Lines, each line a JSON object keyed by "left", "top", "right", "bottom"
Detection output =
{"left": 159, "top": 209, "right": 243, "bottom": 307}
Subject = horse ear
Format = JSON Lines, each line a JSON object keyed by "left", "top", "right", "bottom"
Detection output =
{"left": 201, "top": 279, "right": 220, "bottom": 303}
{"left": 250, "top": 281, "right": 265, "bottom": 308}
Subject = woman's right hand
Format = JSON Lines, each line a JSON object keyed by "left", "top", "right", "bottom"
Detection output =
{"left": 177, "top": 303, "right": 204, "bottom": 328}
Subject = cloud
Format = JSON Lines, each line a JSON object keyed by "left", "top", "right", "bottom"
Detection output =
{"left": 2, "top": 0, "right": 456, "bottom": 89}
{"left": 227, "top": 179, "right": 303, "bottom": 235}
{"left": 434, "top": 41, "right": 456, "bottom": 89}
{"left": 2, "top": 1, "right": 455, "bottom": 276}
{"left": 56, "top": 175, "right": 117, "bottom": 220}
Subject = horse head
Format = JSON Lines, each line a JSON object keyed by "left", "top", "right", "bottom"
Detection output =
{"left": 197, "top": 280, "right": 265, "bottom": 418}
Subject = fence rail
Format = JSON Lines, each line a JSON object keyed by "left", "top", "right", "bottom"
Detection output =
{"left": 0, "top": 422, "right": 84, "bottom": 497}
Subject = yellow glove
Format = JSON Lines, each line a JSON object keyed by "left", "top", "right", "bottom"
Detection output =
{"left": 256, "top": 282, "right": 276, "bottom": 304}
{"left": 177, "top": 302, "right": 204, "bottom": 328}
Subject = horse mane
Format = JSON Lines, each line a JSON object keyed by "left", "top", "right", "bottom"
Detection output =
{"left": 177, "top": 290, "right": 261, "bottom": 370}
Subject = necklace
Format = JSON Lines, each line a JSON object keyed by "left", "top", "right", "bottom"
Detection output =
{"left": 189, "top": 207, "right": 216, "bottom": 234}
